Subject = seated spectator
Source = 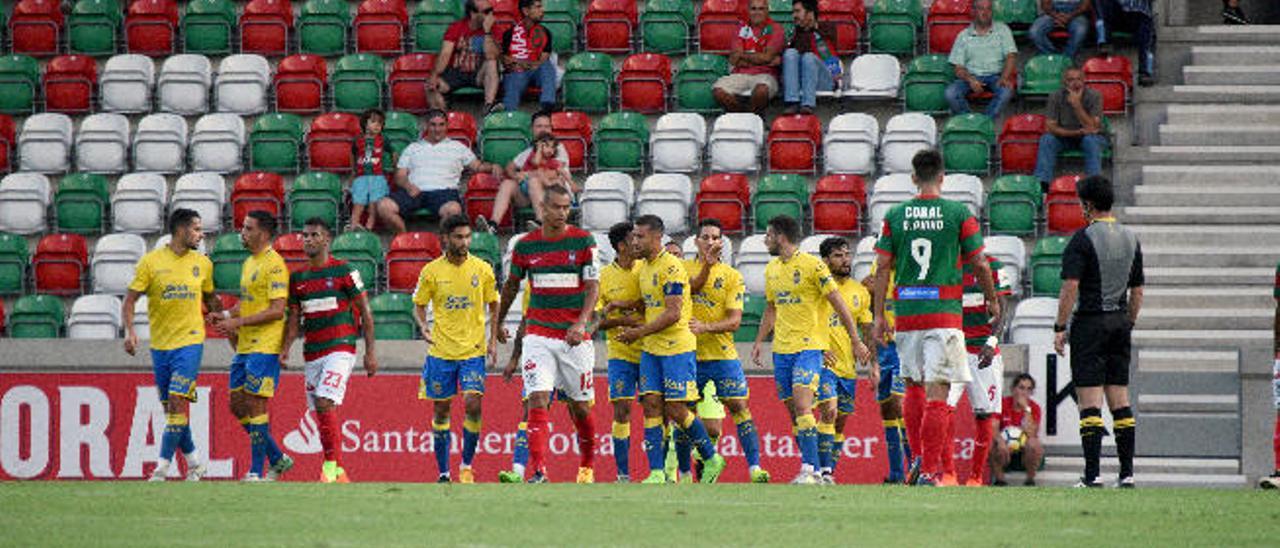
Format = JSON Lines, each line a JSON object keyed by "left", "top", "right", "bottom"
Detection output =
{"left": 376, "top": 110, "right": 504, "bottom": 233}
{"left": 781, "top": 0, "right": 840, "bottom": 114}
{"left": 1223, "top": 0, "right": 1250, "bottom": 25}
{"left": 350, "top": 110, "right": 395, "bottom": 231}
{"left": 945, "top": 0, "right": 1017, "bottom": 118}
{"left": 1034, "top": 67, "right": 1105, "bottom": 190}
{"left": 1094, "top": 0, "right": 1155, "bottom": 87}
{"left": 712, "top": 0, "right": 785, "bottom": 115}
{"left": 427, "top": 0, "right": 501, "bottom": 113}
{"left": 991, "top": 373, "right": 1044, "bottom": 487}
{"left": 498, "top": 0, "right": 557, "bottom": 112}
{"left": 481, "top": 111, "right": 571, "bottom": 233}
{"left": 1030, "top": 0, "right": 1092, "bottom": 60}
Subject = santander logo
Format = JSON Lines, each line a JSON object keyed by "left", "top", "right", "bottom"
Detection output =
{"left": 283, "top": 412, "right": 323, "bottom": 455}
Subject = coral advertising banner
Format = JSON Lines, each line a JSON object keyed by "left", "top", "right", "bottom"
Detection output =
{"left": 0, "top": 373, "right": 980, "bottom": 483}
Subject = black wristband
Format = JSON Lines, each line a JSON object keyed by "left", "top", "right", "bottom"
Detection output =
{"left": 1053, "top": 323, "right": 1067, "bottom": 333}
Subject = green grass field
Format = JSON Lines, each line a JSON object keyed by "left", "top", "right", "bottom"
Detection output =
{"left": 3, "top": 483, "right": 1278, "bottom": 547}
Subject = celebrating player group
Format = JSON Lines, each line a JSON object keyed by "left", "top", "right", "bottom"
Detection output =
{"left": 126, "top": 149, "right": 1011, "bottom": 486}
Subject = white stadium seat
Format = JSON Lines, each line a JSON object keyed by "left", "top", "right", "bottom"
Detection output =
{"left": 650, "top": 113, "right": 707, "bottom": 173}
{"left": 681, "top": 234, "right": 734, "bottom": 265}
{"left": 844, "top": 54, "right": 901, "bottom": 100}
{"left": 708, "top": 113, "right": 764, "bottom": 173}
{"left": 816, "top": 58, "right": 846, "bottom": 99}
{"left": 0, "top": 172, "right": 52, "bottom": 234}
{"left": 75, "top": 113, "right": 132, "bottom": 174}
{"left": 170, "top": 172, "right": 227, "bottom": 233}
{"left": 580, "top": 172, "right": 635, "bottom": 231}
{"left": 18, "top": 113, "right": 74, "bottom": 173}
{"left": 880, "top": 112, "right": 937, "bottom": 175}
{"left": 67, "top": 294, "right": 123, "bottom": 340}
{"left": 799, "top": 234, "right": 841, "bottom": 257}
{"left": 157, "top": 54, "right": 213, "bottom": 115}
{"left": 1009, "top": 297, "right": 1059, "bottom": 346}
{"left": 189, "top": 113, "right": 246, "bottom": 173}
{"left": 824, "top": 112, "right": 880, "bottom": 175}
{"left": 942, "top": 173, "right": 985, "bottom": 217}
{"left": 734, "top": 234, "right": 771, "bottom": 295}
{"left": 985, "top": 235, "right": 1027, "bottom": 297}
{"left": 91, "top": 233, "right": 148, "bottom": 295}
{"left": 133, "top": 113, "right": 188, "bottom": 173}
{"left": 851, "top": 235, "right": 878, "bottom": 282}
{"left": 868, "top": 173, "right": 917, "bottom": 233}
{"left": 215, "top": 54, "right": 272, "bottom": 115}
{"left": 112, "top": 172, "right": 169, "bottom": 234}
{"left": 591, "top": 231, "right": 616, "bottom": 266}
{"left": 100, "top": 54, "right": 155, "bottom": 113}
{"left": 635, "top": 174, "right": 693, "bottom": 235}
{"left": 153, "top": 234, "right": 207, "bottom": 254}
{"left": 132, "top": 295, "right": 151, "bottom": 340}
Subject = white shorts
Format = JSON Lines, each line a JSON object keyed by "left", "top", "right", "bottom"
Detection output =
{"left": 521, "top": 334, "right": 595, "bottom": 402}
{"left": 305, "top": 351, "right": 356, "bottom": 409}
{"left": 947, "top": 352, "right": 1004, "bottom": 414}
{"left": 895, "top": 328, "right": 970, "bottom": 384}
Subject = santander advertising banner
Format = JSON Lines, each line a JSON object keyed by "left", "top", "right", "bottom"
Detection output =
{"left": 0, "top": 373, "right": 981, "bottom": 483}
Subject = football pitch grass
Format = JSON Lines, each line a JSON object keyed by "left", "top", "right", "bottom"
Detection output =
{"left": 3, "top": 482, "right": 1277, "bottom": 547}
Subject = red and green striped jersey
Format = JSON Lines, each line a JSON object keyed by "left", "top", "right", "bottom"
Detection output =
{"left": 1275, "top": 261, "right": 1279, "bottom": 299}
{"left": 288, "top": 258, "right": 366, "bottom": 361}
{"left": 510, "top": 226, "right": 598, "bottom": 341}
{"left": 875, "top": 195, "right": 984, "bottom": 331}
{"left": 962, "top": 255, "right": 1012, "bottom": 353}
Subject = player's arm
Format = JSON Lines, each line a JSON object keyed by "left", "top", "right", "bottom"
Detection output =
{"left": 355, "top": 291, "right": 379, "bottom": 376}
{"left": 751, "top": 301, "right": 777, "bottom": 366}
{"left": 496, "top": 274, "right": 522, "bottom": 334}
{"left": 486, "top": 297, "right": 502, "bottom": 365}
{"left": 1053, "top": 279, "right": 1079, "bottom": 356}
{"left": 1022, "top": 408, "right": 1040, "bottom": 439}
{"left": 826, "top": 289, "right": 872, "bottom": 365}
{"left": 871, "top": 252, "right": 893, "bottom": 343}
{"left": 281, "top": 302, "right": 301, "bottom": 364}
{"left": 596, "top": 309, "right": 642, "bottom": 331}
{"left": 967, "top": 252, "right": 999, "bottom": 317}
{"left": 567, "top": 278, "right": 599, "bottom": 345}
{"left": 121, "top": 289, "right": 143, "bottom": 356}
{"left": 698, "top": 308, "right": 742, "bottom": 334}
{"left": 689, "top": 260, "right": 712, "bottom": 295}
{"left": 622, "top": 293, "right": 682, "bottom": 343}
{"left": 1127, "top": 242, "right": 1144, "bottom": 326}
{"left": 413, "top": 303, "right": 434, "bottom": 345}
{"left": 503, "top": 319, "right": 527, "bottom": 382}
{"left": 227, "top": 298, "right": 285, "bottom": 329}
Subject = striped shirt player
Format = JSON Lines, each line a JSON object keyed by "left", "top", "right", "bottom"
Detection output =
{"left": 1266, "top": 261, "right": 1280, "bottom": 489}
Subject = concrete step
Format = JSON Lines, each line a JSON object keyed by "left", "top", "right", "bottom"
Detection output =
{"left": 1122, "top": 206, "right": 1280, "bottom": 225}
{"left": 1026, "top": 470, "right": 1247, "bottom": 488}
{"left": 1183, "top": 65, "right": 1280, "bottom": 85}
{"left": 1190, "top": 45, "right": 1280, "bottom": 65}
{"left": 1132, "top": 329, "right": 1272, "bottom": 349}
{"left": 1134, "top": 412, "right": 1242, "bottom": 457}
{"left": 1137, "top": 349, "right": 1239, "bottom": 373}
{"left": 1143, "top": 267, "right": 1275, "bottom": 286}
{"left": 1128, "top": 225, "right": 1280, "bottom": 247}
{"left": 1135, "top": 308, "right": 1273, "bottom": 330}
{"left": 1158, "top": 125, "right": 1280, "bottom": 147}
{"left": 1176, "top": 24, "right": 1280, "bottom": 44}
{"left": 1166, "top": 104, "right": 1280, "bottom": 125}
{"left": 1133, "top": 185, "right": 1280, "bottom": 207}
{"left": 1139, "top": 286, "right": 1273, "bottom": 309}
{"left": 1140, "top": 246, "right": 1280, "bottom": 268}
{"left": 1136, "top": 393, "right": 1239, "bottom": 413}
{"left": 1043, "top": 456, "right": 1240, "bottom": 476}
{"left": 1139, "top": 164, "right": 1280, "bottom": 186}
{"left": 1169, "top": 85, "right": 1280, "bottom": 101}
{"left": 1141, "top": 145, "right": 1280, "bottom": 164}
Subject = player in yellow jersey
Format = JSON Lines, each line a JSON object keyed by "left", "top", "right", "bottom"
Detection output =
{"left": 413, "top": 215, "right": 500, "bottom": 484}
{"left": 751, "top": 215, "right": 872, "bottom": 484}
{"left": 591, "top": 221, "right": 647, "bottom": 483}
{"left": 123, "top": 209, "right": 221, "bottom": 482}
{"left": 867, "top": 261, "right": 911, "bottom": 483}
{"left": 815, "top": 237, "right": 878, "bottom": 484}
{"left": 210, "top": 211, "right": 293, "bottom": 481}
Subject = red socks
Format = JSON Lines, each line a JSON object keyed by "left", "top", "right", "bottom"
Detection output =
{"left": 316, "top": 410, "right": 341, "bottom": 464}
{"left": 1273, "top": 418, "right": 1280, "bottom": 471}
{"left": 528, "top": 407, "right": 551, "bottom": 472}
{"left": 573, "top": 414, "right": 595, "bottom": 468}
{"left": 903, "top": 384, "right": 927, "bottom": 458}
{"left": 921, "top": 400, "right": 953, "bottom": 476}
{"left": 941, "top": 405, "right": 956, "bottom": 477}
{"left": 971, "top": 416, "right": 995, "bottom": 484}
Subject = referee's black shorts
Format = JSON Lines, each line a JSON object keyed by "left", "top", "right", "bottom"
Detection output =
{"left": 1068, "top": 311, "right": 1133, "bottom": 387}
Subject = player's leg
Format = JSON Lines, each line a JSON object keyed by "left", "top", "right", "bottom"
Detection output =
{"left": 459, "top": 357, "right": 488, "bottom": 484}
{"left": 877, "top": 343, "right": 908, "bottom": 483}
{"left": 715, "top": 359, "right": 767, "bottom": 482}
{"left": 228, "top": 354, "right": 264, "bottom": 480}
{"left": 895, "top": 333, "right": 929, "bottom": 480}
{"left": 520, "top": 336, "right": 557, "bottom": 482}
{"left": 918, "top": 330, "right": 970, "bottom": 485}
{"left": 556, "top": 339, "right": 598, "bottom": 484}
{"left": 832, "top": 378, "right": 857, "bottom": 479}
{"left": 990, "top": 430, "right": 1010, "bottom": 485}
{"left": 422, "top": 356, "right": 457, "bottom": 481}
{"left": 1267, "top": 358, "right": 1280, "bottom": 488}
{"left": 815, "top": 368, "right": 839, "bottom": 482}
{"left": 662, "top": 352, "right": 725, "bottom": 483}
{"left": 240, "top": 354, "right": 289, "bottom": 479}
{"left": 1071, "top": 318, "right": 1108, "bottom": 487}
{"left": 966, "top": 354, "right": 1002, "bottom": 486}
{"left": 607, "top": 359, "right": 639, "bottom": 482}
{"left": 1103, "top": 317, "right": 1136, "bottom": 487}
{"left": 1022, "top": 435, "right": 1044, "bottom": 486}
{"left": 789, "top": 350, "right": 823, "bottom": 483}
{"left": 639, "top": 352, "right": 669, "bottom": 483}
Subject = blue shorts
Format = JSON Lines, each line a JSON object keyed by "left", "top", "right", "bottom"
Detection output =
{"left": 607, "top": 358, "right": 640, "bottom": 401}
{"left": 817, "top": 368, "right": 858, "bottom": 414}
{"left": 773, "top": 350, "right": 823, "bottom": 401}
{"left": 696, "top": 359, "right": 749, "bottom": 399}
{"left": 877, "top": 342, "right": 906, "bottom": 402}
{"left": 230, "top": 353, "right": 281, "bottom": 398}
{"left": 351, "top": 174, "right": 390, "bottom": 205}
{"left": 389, "top": 188, "right": 461, "bottom": 217}
{"left": 419, "top": 355, "right": 487, "bottom": 400}
{"left": 639, "top": 351, "right": 699, "bottom": 402}
{"left": 151, "top": 344, "right": 203, "bottom": 402}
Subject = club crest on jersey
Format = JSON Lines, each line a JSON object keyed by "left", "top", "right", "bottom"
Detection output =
{"left": 652, "top": 273, "right": 659, "bottom": 286}
{"left": 568, "top": 251, "right": 576, "bottom": 263}
{"left": 714, "top": 277, "right": 723, "bottom": 290}
{"left": 471, "top": 274, "right": 479, "bottom": 287}
{"left": 326, "top": 278, "right": 334, "bottom": 289}
{"left": 793, "top": 269, "right": 801, "bottom": 285}
{"left": 192, "top": 266, "right": 200, "bottom": 278}
{"left": 251, "top": 271, "right": 258, "bottom": 282}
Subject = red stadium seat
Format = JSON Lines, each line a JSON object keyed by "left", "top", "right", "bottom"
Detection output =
{"left": 767, "top": 114, "right": 822, "bottom": 174}
{"left": 584, "top": 0, "right": 638, "bottom": 54}
{"left": 273, "top": 232, "right": 307, "bottom": 272}
{"left": 240, "top": 0, "right": 294, "bottom": 56}
{"left": 1046, "top": 174, "right": 1087, "bottom": 234}
{"left": 0, "top": 298, "right": 6, "bottom": 335}
{"left": 447, "top": 111, "right": 478, "bottom": 149}
{"left": 463, "top": 172, "right": 509, "bottom": 228}
{"left": 618, "top": 53, "right": 672, "bottom": 114}
{"left": 999, "top": 114, "right": 1046, "bottom": 175}
{"left": 308, "top": 113, "right": 363, "bottom": 173}
{"left": 126, "top": 0, "right": 180, "bottom": 56}
{"left": 386, "top": 231, "right": 442, "bottom": 292}
{"left": 355, "top": 0, "right": 408, "bottom": 55}
{"left": 489, "top": 0, "right": 520, "bottom": 42}
{"left": 550, "top": 111, "right": 593, "bottom": 172}
{"left": 926, "top": 0, "right": 971, "bottom": 54}
{"left": 811, "top": 174, "right": 865, "bottom": 235}
{"left": 389, "top": 53, "right": 436, "bottom": 114}
{"left": 10, "top": 0, "right": 65, "bottom": 56}
{"left": 1083, "top": 55, "right": 1133, "bottom": 116}
{"left": 33, "top": 233, "right": 88, "bottom": 295}
{"left": 819, "top": 0, "right": 866, "bottom": 55}
{"left": 231, "top": 172, "right": 287, "bottom": 229}
{"left": 204, "top": 294, "right": 238, "bottom": 338}
{"left": 697, "top": 0, "right": 746, "bottom": 54}
{"left": 44, "top": 55, "right": 98, "bottom": 114}
{"left": 696, "top": 173, "right": 751, "bottom": 234}
{"left": 274, "top": 54, "right": 328, "bottom": 113}
{"left": 0, "top": 115, "right": 16, "bottom": 173}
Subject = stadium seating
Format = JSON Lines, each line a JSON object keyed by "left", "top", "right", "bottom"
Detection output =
{"left": 636, "top": 174, "right": 694, "bottom": 234}
{"left": 1030, "top": 236, "right": 1069, "bottom": 296}
{"left": 9, "top": 294, "right": 66, "bottom": 338}
{"left": 594, "top": 232, "right": 618, "bottom": 265}
{"left": 618, "top": 53, "right": 672, "bottom": 114}
{"left": 736, "top": 293, "right": 764, "bottom": 341}
{"left": 132, "top": 113, "right": 187, "bottom": 173}
{"left": 231, "top": 172, "right": 286, "bottom": 229}
{"left": 11, "top": 0, "right": 65, "bottom": 57}
{"left": 1084, "top": 55, "right": 1134, "bottom": 116}
{"left": 354, "top": 0, "right": 407, "bottom": 55}
{"left": 824, "top": 113, "right": 879, "bottom": 175}
{"left": 215, "top": 54, "right": 272, "bottom": 115}
{"left": 697, "top": 0, "right": 745, "bottom": 54}
{"left": 926, "top": 0, "right": 971, "bottom": 54}
{"left": 469, "top": 230, "right": 501, "bottom": 273}
{"left": 332, "top": 53, "right": 387, "bottom": 112}
{"left": 170, "top": 172, "right": 226, "bottom": 232}
{"left": 240, "top": 0, "right": 293, "bottom": 56}
{"left": 54, "top": 173, "right": 110, "bottom": 234}
{"left": 697, "top": 173, "right": 751, "bottom": 234}
{"left": 550, "top": 111, "right": 593, "bottom": 172}
{"left": 820, "top": 0, "right": 867, "bottom": 55}
{"left": 1009, "top": 297, "right": 1057, "bottom": 345}
{"left": 768, "top": 114, "right": 822, "bottom": 174}
{"left": 112, "top": 172, "right": 168, "bottom": 234}
{"left": 44, "top": 55, "right": 98, "bottom": 114}
{"left": 157, "top": 54, "right": 213, "bottom": 115}
{"left": 993, "top": 0, "right": 1037, "bottom": 39}
{"left": 798, "top": 234, "right": 833, "bottom": 256}
{"left": 642, "top": 0, "right": 695, "bottom": 54}
{"left": 444, "top": 111, "right": 476, "bottom": 150}
{"left": 488, "top": 0, "right": 521, "bottom": 40}
{"left": 580, "top": 172, "right": 635, "bottom": 231}
{"left": 183, "top": 0, "right": 236, "bottom": 55}
{"left": 753, "top": 174, "right": 808, "bottom": 231}
{"left": 674, "top": 54, "right": 731, "bottom": 113}
{"left": 274, "top": 54, "right": 329, "bottom": 114}
{"left": 19, "top": 113, "right": 74, "bottom": 173}
{"left": 411, "top": 0, "right": 461, "bottom": 53}
{"left": 249, "top": 113, "right": 307, "bottom": 173}
{"left": 901, "top": 54, "right": 954, "bottom": 113}
{"left": 880, "top": 112, "right": 937, "bottom": 174}
{"left": 129, "top": 295, "right": 150, "bottom": 339}
{"left": 387, "top": 231, "right": 443, "bottom": 293}
{"left": 288, "top": 171, "right": 344, "bottom": 231}
{"left": 211, "top": 232, "right": 249, "bottom": 291}
{"left": 1020, "top": 54, "right": 1072, "bottom": 98}
{"left": 68, "top": 0, "right": 123, "bottom": 56}
{"left": 735, "top": 235, "right": 770, "bottom": 295}
{"left": 562, "top": 53, "right": 615, "bottom": 113}
{"left": 463, "top": 172, "right": 507, "bottom": 228}
{"left": 1045, "top": 174, "right": 1087, "bottom": 235}
{"left": 75, "top": 113, "right": 131, "bottom": 174}
{"left": 985, "top": 234, "right": 1027, "bottom": 296}
{"left": 0, "top": 232, "right": 30, "bottom": 294}
{"left": 650, "top": 113, "right": 707, "bottom": 173}
{"left": 941, "top": 113, "right": 996, "bottom": 176}
{"left": 389, "top": 53, "right": 436, "bottom": 114}
{"left": 91, "top": 233, "right": 147, "bottom": 294}
{"left": 542, "top": 0, "right": 581, "bottom": 53}
{"left": 33, "top": 233, "right": 88, "bottom": 295}
{"left": 300, "top": 0, "right": 353, "bottom": 56}
{"left": 709, "top": 113, "right": 764, "bottom": 173}
{"left": 811, "top": 174, "right": 865, "bottom": 235}
{"left": 594, "top": 111, "right": 650, "bottom": 173}
{"left": 0, "top": 55, "right": 41, "bottom": 114}
{"left": 998, "top": 114, "right": 1046, "bottom": 174}
{"left": 274, "top": 232, "right": 307, "bottom": 272}
{"left": 480, "top": 110, "right": 533, "bottom": 166}
{"left": 851, "top": 235, "right": 877, "bottom": 280}
{"left": 190, "top": 113, "right": 247, "bottom": 173}
{"left": 868, "top": 173, "right": 916, "bottom": 232}
{"left": 584, "top": 0, "right": 638, "bottom": 54}
{"left": 0, "top": 173, "right": 52, "bottom": 234}
{"left": 332, "top": 230, "right": 384, "bottom": 288}
{"left": 0, "top": 115, "right": 13, "bottom": 173}
{"left": 125, "top": 0, "right": 179, "bottom": 56}
{"left": 307, "top": 113, "right": 362, "bottom": 173}
{"left": 941, "top": 173, "right": 985, "bottom": 217}
{"left": 868, "top": 0, "right": 922, "bottom": 54}
{"left": 370, "top": 292, "right": 416, "bottom": 340}
{"left": 986, "top": 174, "right": 1042, "bottom": 236}
{"left": 845, "top": 54, "right": 901, "bottom": 100}
{"left": 100, "top": 54, "right": 155, "bottom": 113}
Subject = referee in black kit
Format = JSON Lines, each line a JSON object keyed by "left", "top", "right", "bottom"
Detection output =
{"left": 1052, "top": 175, "right": 1144, "bottom": 489}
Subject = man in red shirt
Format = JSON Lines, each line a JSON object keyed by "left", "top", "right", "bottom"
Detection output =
{"left": 427, "top": 0, "right": 500, "bottom": 113}
{"left": 991, "top": 373, "right": 1044, "bottom": 486}
{"left": 498, "top": 0, "right": 557, "bottom": 112}
{"left": 712, "top": 0, "right": 786, "bottom": 114}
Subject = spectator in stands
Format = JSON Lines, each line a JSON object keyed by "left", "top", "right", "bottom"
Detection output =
{"left": 1223, "top": 0, "right": 1250, "bottom": 25}
{"left": 481, "top": 111, "right": 571, "bottom": 233}
{"left": 991, "top": 373, "right": 1044, "bottom": 486}
{"left": 375, "top": 110, "right": 504, "bottom": 234}
{"left": 712, "top": 0, "right": 786, "bottom": 115}
{"left": 1029, "top": 0, "right": 1093, "bottom": 60}
{"left": 427, "top": 0, "right": 501, "bottom": 114}
{"left": 1034, "top": 67, "right": 1105, "bottom": 191}
{"left": 945, "top": 0, "right": 1018, "bottom": 118}
{"left": 350, "top": 110, "right": 394, "bottom": 231}
{"left": 781, "top": 0, "right": 840, "bottom": 115}
{"left": 1095, "top": 0, "right": 1155, "bottom": 87}
{"left": 498, "top": 0, "right": 557, "bottom": 112}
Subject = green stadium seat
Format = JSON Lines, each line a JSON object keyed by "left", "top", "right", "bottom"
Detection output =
{"left": 675, "top": 54, "right": 731, "bottom": 113}
{"left": 753, "top": 174, "right": 808, "bottom": 231}
{"left": 594, "top": 111, "right": 649, "bottom": 173}
{"left": 299, "top": 0, "right": 353, "bottom": 56}
{"left": 469, "top": 230, "right": 501, "bottom": 275}
{"left": 986, "top": 174, "right": 1041, "bottom": 236}
{"left": 211, "top": 232, "right": 249, "bottom": 292}
{"left": 941, "top": 113, "right": 996, "bottom": 176}
{"left": 331, "top": 53, "right": 387, "bottom": 113}
{"left": 1020, "top": 54, "right": 1073, "bottom": 97}
{"left": 563, "top": 53, "right": 615, "bottom": 113}
{"left": 183, "top": 0, "right": 237, "bottom": 54}
{"left": 1031, "top": 235, "right": 1069, "bottom": 296}
{"left": 736, "top": 293, "right": 765, "bottom": 342}
{"left": 370, "top": 292, "right": 417, "bottom": 340}
{"left": 993, "top": 0, "right": 1037, "bottom": 38}
{"left": 0, "top": 55, "right": 42, "bottom": 114}
{"left": 54, "top": 173, "right": 111, "bottom": 235}
{"left": 411, "top": 0, "right": 463, "bottom": 53}
{"left": 249, "top": 113, "right": 307, "bottom": 173}
{"left": 902, "top": 54, "right": 955, "bottom": 113}
{"left": 1060, "top": 116, "right": 1114, "bottom": 161}
{"left": 542, "top": 0, "right": 581, "bottom": 53}
{"left": 641, "top": 0, "right": 695, "bottom": 54}
{"left": 289, "top": 172, "right": 345, "bottom": 231}
{"left": 868, "top": 0, "right": 922, "bottom": 55}
{"left": 9, "top": 294, "right": 65, "bottom": 338}
{"left": 383, "top": 111, "right": 422, "bottom": 155}
{"left": 69, "top": 0, "right": 123, "bottom": 56}
{"left": 333, "top": 230, "right": 384, "bottom": 288}
{"left": 480, "top": 110, "right": 533, "bottom": 166}
{"left": 0, "top": 232, "right": 30, "bottom": 295}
